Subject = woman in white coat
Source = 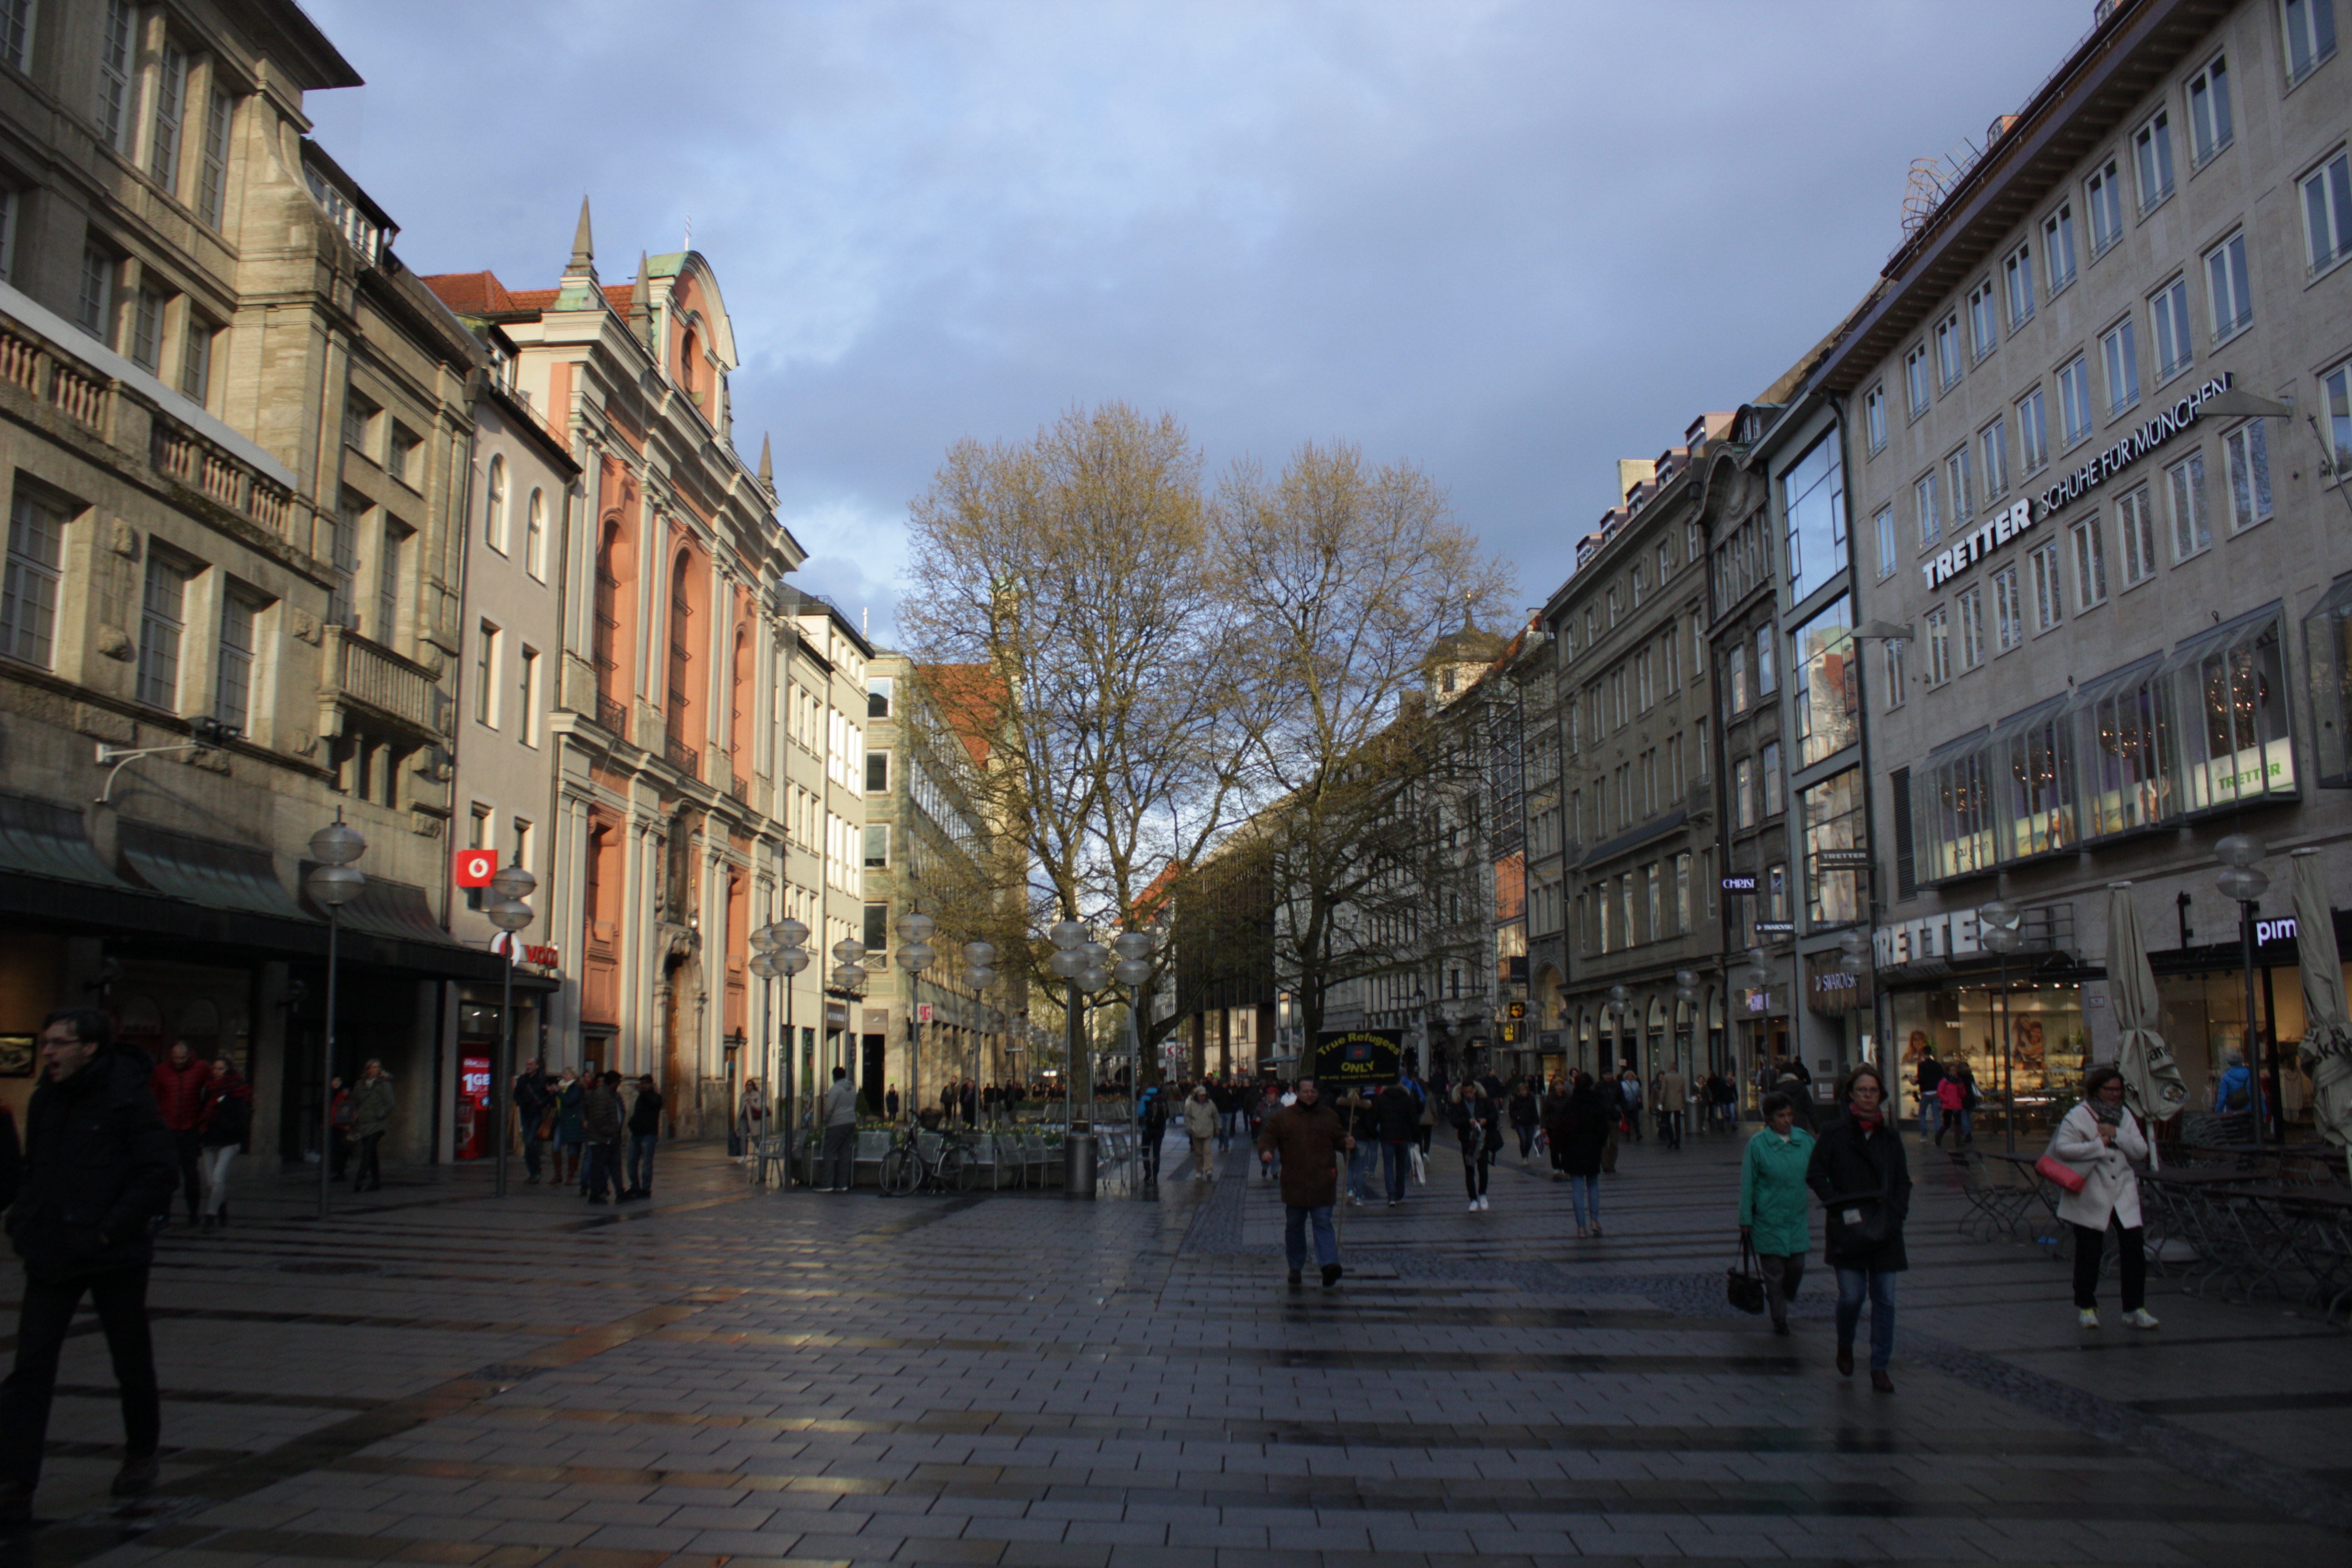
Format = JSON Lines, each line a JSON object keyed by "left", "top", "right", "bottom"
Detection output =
{"left": 2050, "top": 1064, "right": 2159, "bottom": 1330}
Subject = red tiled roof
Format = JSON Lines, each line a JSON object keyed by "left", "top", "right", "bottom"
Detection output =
{"left": 419, "top": 274, "right": 639, "bottom": 319}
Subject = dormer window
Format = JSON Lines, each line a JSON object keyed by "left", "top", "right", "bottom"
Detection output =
{"left": 679, "top": 328, "right": 697, "bottom": 397}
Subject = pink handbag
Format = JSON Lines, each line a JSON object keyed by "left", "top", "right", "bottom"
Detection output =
{"left": 2034, "top": 1152, "right": 2087, "bottom": 1194}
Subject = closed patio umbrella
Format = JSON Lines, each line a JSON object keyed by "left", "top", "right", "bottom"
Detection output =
{"left": 2290, "top": 849, "right": 2352, "bottom": 1166}
{"left": 2108, "top": 882, "right": 2188, "bottom": 1122}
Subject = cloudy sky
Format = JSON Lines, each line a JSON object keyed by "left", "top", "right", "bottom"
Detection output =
{"left": 303, "top": 0, "right": 2092, "bottom": 642}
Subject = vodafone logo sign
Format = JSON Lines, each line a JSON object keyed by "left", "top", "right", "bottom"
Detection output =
{"left": 453, "top": 849, "right": 497, "bottom": 888}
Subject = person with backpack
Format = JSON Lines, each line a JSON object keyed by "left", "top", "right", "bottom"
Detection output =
{"left": 2211, "top": 1048, "right": 2264, "bottom": 1120}
{"left": 195, "top": 1056, "right": 252, "bottom": 1233}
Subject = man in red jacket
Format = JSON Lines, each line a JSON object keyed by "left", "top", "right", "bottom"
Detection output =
{"left": 149, "top": 1041, "right": 207, "bottom": 1227}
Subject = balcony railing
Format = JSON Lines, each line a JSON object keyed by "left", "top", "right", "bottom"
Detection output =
{"left": 328, "top": 626, "right": 443, "bottom": 739}
{"left": 151, "top": 417, "right": 295, "bottom": 542}
{"left": 665, "top": 730, "right": 700, "bottom": 779}
{"left": 728, "top": 772, "right": 749, "bottom": 804}
{"left": 595, "top": 692, "right": 628, "bottom": 740}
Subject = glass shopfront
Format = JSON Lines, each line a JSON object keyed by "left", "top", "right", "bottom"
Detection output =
{"left": 1891, "top": 980, "right": 2088, "bottom": 1131}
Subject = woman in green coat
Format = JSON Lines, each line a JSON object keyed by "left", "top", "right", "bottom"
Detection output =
{"left": 1739, "top": 1090, "right": 1816, "bottom": 1334}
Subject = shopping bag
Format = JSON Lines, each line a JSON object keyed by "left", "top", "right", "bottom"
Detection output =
{"left": 2034, "top": 1151, "right": 2088, "bottom": 1194}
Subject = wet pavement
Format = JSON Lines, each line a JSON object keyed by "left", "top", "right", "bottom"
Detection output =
{"left": 4, "top": 1123, "right": 2348, "bottom": 1567}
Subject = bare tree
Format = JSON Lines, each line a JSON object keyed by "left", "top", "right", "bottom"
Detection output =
{"left": 1222, "top": 440, "right": 1515, "bottom": 1035}
{"left": 899, "top": 403, "right": 1259, "bottom": 1063}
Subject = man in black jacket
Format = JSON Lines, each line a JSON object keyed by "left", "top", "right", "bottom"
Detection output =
{"left": 514, "top": 1061, "right": 555, "bottom": 1185}
{"left": 623, "top": 1074, "right": 663, "bottom": 1200}
{"left": 1, "top": 1008, "right": 177, "bottom": 1521}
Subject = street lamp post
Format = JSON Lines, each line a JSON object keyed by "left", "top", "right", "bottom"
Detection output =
{"left": 1741, "top": 947, "right": 1771, "bottom": 1117}
{"left": 750, "top": 916, "right": 811, "bottom": 1186}
{"left": 1606, "top": 984, "right": 1630, "bottom": 1080}
{"left": 1674, "top": 970, "right": 1699, "bottom": 1084}
{"left": 1048, "top": 920, "right": 1088, "bottom": 1129}
{"left": 304, "top": 814, "right": 367, "bottom": 1221}
{"left": 1112, "top": 930, "right": 1153, "bottom": 1100}
{"left": 486, "top": 859, "right": 537, "bottom": 1199}
{"left": 2215, "top": 834, "right": 2272, "bottom": 1147}
{"left": 963, "top": 942, "right": 998, "bottom": 1122}
{"left": 1978, "top": 899, "right": 2022, "bottom": 1153}
{"left": 894, "top": 911, "right": 937, "bottom": 1123}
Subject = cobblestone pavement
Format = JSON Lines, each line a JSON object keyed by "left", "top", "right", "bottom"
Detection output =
{"left": 5, "top": 1125, "right": 2349, "bottom": 1568}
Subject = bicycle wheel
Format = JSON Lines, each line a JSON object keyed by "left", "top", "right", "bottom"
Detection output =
{"left": 939, "top": 1147, "right": 978, "bottom": 1193}
{"left": 881, "top": 1145, "right": 918, "bottom": 1196}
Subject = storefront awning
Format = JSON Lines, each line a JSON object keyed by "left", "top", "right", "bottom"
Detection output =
{"left": 0, "top": 790, "right": 128, "bottom": 887}
{"left": 329, "top": 875, "right": 462, "bottom": 946}
{"left": 118, "top": 820, "right": 308, "bottom": 921}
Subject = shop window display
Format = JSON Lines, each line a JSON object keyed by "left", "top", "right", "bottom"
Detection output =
{"left": 2167, "top": 605, "right": 2294, "bottom": 812}
{"left": 1892, "top": 982, "right": 2087, "bottom": 1131}
{"left": 1995, "top": 695, "right": 2075, "bottom": 858}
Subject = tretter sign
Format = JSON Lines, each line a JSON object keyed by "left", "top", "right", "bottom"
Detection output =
{"left": 1924, "top": 373, "right": 2233, "bottom": 590}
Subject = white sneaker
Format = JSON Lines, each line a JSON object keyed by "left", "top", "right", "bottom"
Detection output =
{"left": 1478, "top": 1195, "right": 1490, "bottom": 1211}
{"left": 2124, "top": 1308, "right": 2161, "bottom": 1330}
{"left": 2077, "top": 1307, "right": 2100, "bottom": 1329}
{"left": 1468, "top": 1199, "right": 1480, "bottom": 1211}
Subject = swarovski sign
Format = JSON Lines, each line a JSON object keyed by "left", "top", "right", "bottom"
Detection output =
{"left": 1924, "top": 373, "right": 2232, "bottom": 590}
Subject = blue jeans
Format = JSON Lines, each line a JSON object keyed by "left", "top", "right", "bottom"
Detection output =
{"left": 1943, "top": 1108, "right": 1971, "bottom": 1143}
{"left": 1835, "top": 1268, "right": 1898, "bottom": 1371}
{"left": 628, "top": 1134, "right": 658, "bottom": 1192}
{"left": 1919, "top": 1102, "right": 1941, "bottom": 1142}
{"left": 1382, "top": 1141, "right": 1411, "bottom": 1202}
{"left": 1283, "top": 1205, "right": 1338, "bottom": 1272}
{"left": 1346, "top": 1142, "right": 1376, "bottom": 1199}
{"left": 581, "top": 1141, "right": 620, "bottom": 1199}
{"left": 1568, "top": 1173, "right": 1599, "bottom": 1229}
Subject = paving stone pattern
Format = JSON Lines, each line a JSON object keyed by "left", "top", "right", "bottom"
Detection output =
{"left": 5, "top": 1124, "right": 2349, "bottom": 1568}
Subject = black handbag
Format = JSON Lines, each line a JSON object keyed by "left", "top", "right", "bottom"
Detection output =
{"left": 1726, "top": 1235, "right": 1766, "bottom": 1315}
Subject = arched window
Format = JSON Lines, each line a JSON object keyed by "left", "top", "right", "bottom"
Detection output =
{"left": 666, "top": 550, "right": 694, "bottom": 747}
{"left": 524, "top": 488, "right": 546, "bottom": 578}
{"left": 485, "top": 455, "right": 507, "bottom": 550}
{"left": 678, "top": 328, "right": 698, "bottom": 397}
{"left": 592, "top": 521, "right": 621, "bottom": 705}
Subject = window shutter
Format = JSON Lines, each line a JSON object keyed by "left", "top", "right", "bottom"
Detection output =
{"left": 1891, "top": 767, "right": 1916, "bottom": 903}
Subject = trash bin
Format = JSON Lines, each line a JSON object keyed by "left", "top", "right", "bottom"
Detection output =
{"left": 1063, "top": 1129, "right": 1098, "bottom": 1199}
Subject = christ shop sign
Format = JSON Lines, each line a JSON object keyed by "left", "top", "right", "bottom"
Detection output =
{"left": 1924, "top": 373, "right": 2232, "bottom": 591}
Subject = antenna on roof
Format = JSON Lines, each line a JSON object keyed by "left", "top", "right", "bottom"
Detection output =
{"left": 682, "top": 214, "right": 692, "bottom": 252}
{"left": 862, "top": 606, "right": 869, "bottom": 638}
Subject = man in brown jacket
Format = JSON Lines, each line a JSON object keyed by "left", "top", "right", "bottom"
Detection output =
{"left": 1256, "top": 1078, "right": 1354, "bottom": 1288}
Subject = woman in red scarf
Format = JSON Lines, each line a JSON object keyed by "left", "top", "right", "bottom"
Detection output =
{"left": 1805, "top": 1064, "right": 1911, "bottom": 1392}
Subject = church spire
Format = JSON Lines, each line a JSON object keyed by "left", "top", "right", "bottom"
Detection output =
{"left": 569, "top": 195, "right": 595, "bottom": 272}
{"left": 757, "top": 432, "right": 774, "bottom": 487}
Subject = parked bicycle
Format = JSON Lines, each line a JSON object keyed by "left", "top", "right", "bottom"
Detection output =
{"left": 881, "top": 1127, "right": 978, "bottom": 1195}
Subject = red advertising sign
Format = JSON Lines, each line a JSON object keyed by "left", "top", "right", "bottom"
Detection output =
{"left": 453, "top": 848, "right": 497, "bottom": 888}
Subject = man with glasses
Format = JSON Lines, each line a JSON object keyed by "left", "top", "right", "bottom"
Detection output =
{"left": 0, "top": 1009, "right": 178, "bottom": 1522}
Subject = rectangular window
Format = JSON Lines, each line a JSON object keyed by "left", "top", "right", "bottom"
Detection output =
{"left": 1924, "top": 604, "right": 1952, "bottom": 686}
{"left": 343, "top": 391, "right": 377, "bottom": 455}
{"left": 1782, "top": 431, "right": 1845, "bottom": 602}
{"left": 197, "top": 90, "right": 232, "bottom": 230}
{"left": 518, "top": 646, "right": 539, "bottom": 745}
{"left": 2145, "top": 282, "right": 2191, "bottom": 388}
{"left": 1967, "top": 280, "right": 1997, "bottom": 362}
{"left": 2029, "top": 542, "right": 2063, "bottom": 632}
{"left": 180, "top": 317, "right": 214, "bottom": 405}
{"left": 2058, "top": 356, "right": 2094, "bottom": 446}
{"left": 1792, "top": 599, "right": 1856, "bottom": 768}
{"left": 97, "top": 0, "right": 134, "bottom": 152}
{"left": 2304, "top": 150, "right": 2352, "bottom": 274}
{"left": 2283, "top": 0, "right": 2338, "bottom": 83}
{"left": 215, "top": 589, "right": 258, "bottom": 734}
{"left": 2205, "top": 231, "right": 2252, "bottom": 341}
{"left": 2100, "top": 315, "right": 2140, "bottom": 416}
{"left": 1766, "top": 864, "right": 1788, "bottom": 924}
{"left": 1756, "top": 623, "right": 1777, "bottom": 695}
{"left": 2118, "top": 485, "right": 2158, "bottom": 585}
{"left": 1668, "top": 733, "right": 1684, "bottom": 797}
{"left": 1, "top": 489, "right": 66, "bottom": 668}
{"left": 1944, "top": 444, "right": 1974, "bottom": 523}
{"left": 1905, "top": 344, "right": 1931, "bottom": 416}
{"left": 864, "top": 902, "right": 889, "bottom": 953}
{"left": 2017, "top": 386, "right": 2050, "bottom": 474}
{"left": 1884, "top": 636, "right": 1908, "bottom": 710}
{"left": 1934, "top": 313, "right": 1962, "bottom": 388}
{"left": 866, "top": 750, "right": 890, "bottom": 792}
{"left": 1991, "top": 563, "right": 2023, "bottom": 652}
{"left": 864, "top": 823, "right": 890, "bottom": 868}
{"left": 129, "top": 284, "right": 165, "bottom": 371}
{"left": 476, "top": 621, "right": 500, "bottom": 727}
{"left": 0, "top": 0, "right": 28, "bottom": 71}
{"left": 2043, "top": 203, "right": 2078, "bottom": 293}
{"left": 1802, "top": 768, "right": 1864, "bottom": 926}
{"left": 1864, "top": 385, "right": 1886, "bottom": 452}
{"left": 1979, "top": 415, "right": 2010, "bottom": 500}
{"left": 2188, "top": 54, "right": 2233, "bottom": 165}
{"left": 1956, "top": 584, "right": 1985, "bottom": 670}
{"left": 150, "top": 39, "right": 188, "bottom": 186}
{"left": 2086, "top": 157, "right": 2125, "bottom": 255}
{"left": 1873, "top": 504, "right": 1895, "bottom": 580}
{"left": 1734, "top": 755, "right": 1755, "bottom": 829}
{"left": 2071, "top": 515, "right": 2108, "bottom": 608}
{"left": 2330, "top": 359, "right": 2352, "bottom": 476}
{"left": 136, "top": 553, "right": 190, "bottom": 710}
{"left": 375, "top": 524, "right": 402, "bottom": 643}
{"left": 1674, "top": 852, "right": 1692, "bottom": 932}
{"left": 2004, "top": 241, "right": 2036, "bottom": 328}
{"left": 2133, "top": 109, "right": 2175, "bottom": 211}
{"left": 2224, "top": 421, "right": 2273, "bottom": 531}
{"left": 1914, "top": 470, "right": 1941, "bottom": 549}
{"left": 388, "top": 424, "right": 421, "bottom": 487}
{"left": 75, "top": 245, "right": 112, "bottom": 341}
{"left": 1761, "top": 740, "right": 1784, "bottom": 817}
{"left": 2168, "top": 450, "right": 2212, "bottom": 559}
{"left": 328, "top": 490, "right": 362, "bottom": 626}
